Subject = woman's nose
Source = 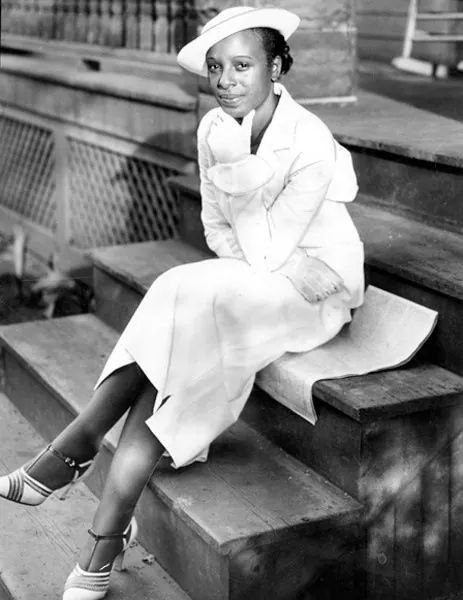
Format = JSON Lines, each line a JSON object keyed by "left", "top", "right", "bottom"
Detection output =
{"left": 217, "top": 67, "right": 235, "bottom": 89}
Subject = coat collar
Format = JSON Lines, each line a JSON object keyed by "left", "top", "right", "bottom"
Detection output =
{"left": 257, "top": 83, "right": 298, "bottom": 154}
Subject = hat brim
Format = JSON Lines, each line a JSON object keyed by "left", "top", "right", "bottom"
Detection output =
{"left": 177, "top": 8, "right": 300, "bottom": 77}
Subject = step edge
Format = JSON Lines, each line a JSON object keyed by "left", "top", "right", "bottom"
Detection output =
{"left": 356, "top": 192, "right": 463, "bottom": 237}
{"left": 314, "top": 375, "right": 463, "bottom": 422}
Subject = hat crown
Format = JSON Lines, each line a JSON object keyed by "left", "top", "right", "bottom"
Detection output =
{"left": 202, "top": 6, "right": 255, "bottom": 34}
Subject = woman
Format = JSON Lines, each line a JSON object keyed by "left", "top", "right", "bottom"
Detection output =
{"left": 0, "top": 6, "right": 364, "bottom": 599}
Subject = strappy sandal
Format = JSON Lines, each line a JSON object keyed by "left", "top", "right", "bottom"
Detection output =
{"left": 0, "top": 444, "right": 93, "bottom": 505}
{"left": 63, "top": 517, "right": 138, "bottom": 600}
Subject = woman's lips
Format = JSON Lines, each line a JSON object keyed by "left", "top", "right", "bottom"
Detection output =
{"left": 219, "top": 95, "right": 242, "bottom": 106}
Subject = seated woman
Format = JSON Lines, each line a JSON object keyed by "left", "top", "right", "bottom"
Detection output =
{"left": 0, "top": 6, "right": 364, "bottom": 599}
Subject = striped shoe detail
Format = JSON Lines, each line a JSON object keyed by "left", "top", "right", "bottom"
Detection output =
{"left": 63, "top": 564, "right": 111, "bottom": 598}
{"left": 22, "top": 469, "right": 53, "bottom": 498}
{"left": 5, "top": 469, "right": 24, "bottom": 502}
{"left": 0, "top": 468, "right": 52, "bottom": 505}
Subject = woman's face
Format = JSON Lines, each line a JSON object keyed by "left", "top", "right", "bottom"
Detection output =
{"left": 206, "top": 29, "right": 277, "bottom": 121}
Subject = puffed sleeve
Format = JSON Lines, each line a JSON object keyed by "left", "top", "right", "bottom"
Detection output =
{"left": 197, "top": 114, "right": 245, "bottom": 260}
{"left": 228, "top": 122, "right": 337, "bottom": 271}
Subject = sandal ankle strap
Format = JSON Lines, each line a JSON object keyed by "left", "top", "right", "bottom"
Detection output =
{"left": 48, "top": 444, "right": 81, "bottom": 469}
{"left": 88, "top": 528, "right": 127, "bottom": 541}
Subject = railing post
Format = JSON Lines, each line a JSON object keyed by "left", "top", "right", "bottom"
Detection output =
{"left": 154, "top": 0, "right": 169, "bottom": 52}
{"left": 98, "top": 0, "right": 111, "bottom": 45}
{"left": 63, "top": 0, "right": 77, "bottom": 42}
{"left": 87, "top": 0, "right": 100, "bottom": 44}
{"left": 125, "top": 0, "right": 139, "bottom": 49}
{"left": 109, "top": 0, "right": 124, "bottom": 47}
{"left": 75, "top": 0, "right": 89, "bottom": 43}
{"left": 37, "top": 0, "right": 53, "bottom": 39}
{"left": 139, "top": 0, "right": 153, "bottom": 50}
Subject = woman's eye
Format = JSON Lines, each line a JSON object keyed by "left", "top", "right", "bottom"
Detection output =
{"left": 236, "top": 62, "right": 249, "bottom": 71}
{"left": 207, "top": 63, "right": 220, "bottom": 73}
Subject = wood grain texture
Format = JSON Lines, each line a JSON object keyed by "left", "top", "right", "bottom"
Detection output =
{"left": 352, "top": 153, "right": 463, "bottom": 234}
{"left": 94, "top": 266, "right": 143, "bottom": 331}
{"left": 351, "top": 202, "right": 463, "bottom": 296}
{"left": 312, "top": 91, "right": 463, "bottom": 169}
{"left": 449, "top": 407, "right": 463, "bottom": 595}
{"left": 421, "top": 417, "right": 451, "bottom": 599}
{"left": 91, "top": 240, "right": 208, "bottom": 296}
{"left": 242, "top": 388, "right": 363, "bottom": 498}
{"left": 361, "top": 408, "right": 463, "bottom": 600}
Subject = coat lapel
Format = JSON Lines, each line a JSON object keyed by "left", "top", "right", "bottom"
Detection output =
{"left": 256, "top": 84, "right": 297, "bottom": 208}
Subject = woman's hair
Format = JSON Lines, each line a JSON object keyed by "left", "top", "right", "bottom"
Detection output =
{"left": 252, "top": 27, "right": 294, "bottom": 75}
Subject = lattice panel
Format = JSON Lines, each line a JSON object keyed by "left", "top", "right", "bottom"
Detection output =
{"left": 68, "top": 138, "right": 179, "bottom": 248}
{"left": 0, "top": 115, "right": 56, "bottom": 230}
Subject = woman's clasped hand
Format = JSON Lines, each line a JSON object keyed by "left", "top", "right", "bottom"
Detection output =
{"left": 207, "top": 109, "right": 255, "bottom": 164}
{"left": 278, "top": 254, "right": 346, "bottom": 304}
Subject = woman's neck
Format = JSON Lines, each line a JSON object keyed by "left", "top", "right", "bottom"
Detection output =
{"left": 251, "top": 91, "right": 280, "bottom": 149}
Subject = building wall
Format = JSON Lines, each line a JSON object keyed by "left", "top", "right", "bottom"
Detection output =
{"left": 357, "top": 0, "right": 463, "bottom": 65}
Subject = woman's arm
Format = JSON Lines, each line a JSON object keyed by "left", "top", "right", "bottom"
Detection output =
{"left": 222, "top": 129, "right": 337, "bottom": 271}
{"left": 197, "top": 116, "right": 245, "bottom": 260}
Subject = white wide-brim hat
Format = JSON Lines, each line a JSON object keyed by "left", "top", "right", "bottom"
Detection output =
{"left": 177, "top": 6, "right": 300, "bottom": 77}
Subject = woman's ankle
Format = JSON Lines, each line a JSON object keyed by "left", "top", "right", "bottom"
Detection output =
{"left": 26, "top": 444, "right": 95, "bottom": 490}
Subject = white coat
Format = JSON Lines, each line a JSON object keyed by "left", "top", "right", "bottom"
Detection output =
{"left": 94, "top": 83, "right": 364, "bottom": 468}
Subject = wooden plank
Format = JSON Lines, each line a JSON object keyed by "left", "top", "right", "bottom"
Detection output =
{"left": 421, "top": 412, "right": 451, "bottom": 599}
{"left": 149, "top": 423, "right": 362, "bottom": 553}
{"left": 362, "top": 421, "right": 399, "bottom": 599}
{"left": 350, "top": 202, "right": 463, "bottom": 300}
{"left": 90, "top": 240, "right": 208, "bottom": 295}
{"left": 449, "top": 406, "right": 463, "bottom": 595}
{"left": 316, "top": 365, "right": 463, "bottom": 420}
{"left": 242, "top": 389, "right": 364, "bottom": 499}
{"left": 93, "top": 266, "right": 140, "bottom": 331}
{"left": 393, "top": 420, "right": 423, "bottom": 599}
{"left": 312, "top": 92, "right": 463, "bottom": 169}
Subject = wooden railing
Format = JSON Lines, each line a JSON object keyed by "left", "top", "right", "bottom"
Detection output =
{"left": 0, "top": 0, "right": 198, "bottom": 53}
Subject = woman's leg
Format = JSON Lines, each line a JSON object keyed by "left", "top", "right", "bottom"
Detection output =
{"left": 26, "top": 362, "right": 151, "bottom": 489}
{"left": 77, "top": 378, "right": 164, "bottom": 571}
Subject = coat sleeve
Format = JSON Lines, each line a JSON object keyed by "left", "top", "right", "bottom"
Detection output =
{"left": 227, "top": 124, "right": 337, "bottom": 271}
{"left": 197, "top": 114, "right": 245, "bottom": 260}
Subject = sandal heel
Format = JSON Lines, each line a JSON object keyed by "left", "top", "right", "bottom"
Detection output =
{"left": 113, "top": 551, "right": 125, "bottom": 572}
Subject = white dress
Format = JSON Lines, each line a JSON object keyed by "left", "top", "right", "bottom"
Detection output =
{"left": 95, "top": 84, "right": 365, "bottom": 468}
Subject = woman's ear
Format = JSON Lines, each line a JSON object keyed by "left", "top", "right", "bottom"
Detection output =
{"left": 271, "top": 56, "right": 282, "bottom": 82}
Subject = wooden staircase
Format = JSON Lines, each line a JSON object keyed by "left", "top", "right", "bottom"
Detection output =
{"left": 1, "top": 117, "right": 463, "bottom": 599}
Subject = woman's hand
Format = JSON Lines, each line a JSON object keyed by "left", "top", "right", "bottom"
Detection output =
{"left": 207, "top": 110, "right": 255, "bottom": 164}
{"left": 279, "top": 254, "right": 346, "bottom": 303}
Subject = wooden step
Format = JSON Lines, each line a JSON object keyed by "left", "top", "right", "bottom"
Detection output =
{"left": 0, "top": 315, "right": 363, "bottom": 600}
{"left": 168, "top": 174, "right": 463, "bottom": 375}
{"left": 310, "top": 92, "right": 463, "bottom": 234}
{"left": 351, "top": 202, "right": 463, "bottom": 375}
{"left": 0, "top": 392, "right": 191, "bottom": 600}
{"left": 90, "top": 238, "right": 463, "bottom": 421}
